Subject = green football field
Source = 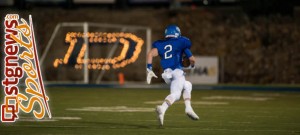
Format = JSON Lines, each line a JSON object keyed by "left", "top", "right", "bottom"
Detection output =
{"left": 1, "top": 87, "right": 300, "bottom": 135}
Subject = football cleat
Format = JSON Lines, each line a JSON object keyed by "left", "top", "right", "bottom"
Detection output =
{"left": 186, "top": 109, "right": 199, "bottom": 120}
{"left": 155, "top": 105, "right": 164, "bottom": 126}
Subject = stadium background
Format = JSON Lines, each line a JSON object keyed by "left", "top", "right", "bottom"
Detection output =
{"left": 1, "top": 0, "right": 300, "bottom": 84}
{"left": 0, "top": 0, "right": 300, "bottom": 135}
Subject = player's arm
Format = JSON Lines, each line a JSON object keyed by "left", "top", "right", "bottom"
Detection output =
{"left": 147, "top": 48, "right": 158, "bottom": 68}
{"left": 189, "top": 56, "right": 195, "bottom": 67}
{"left": 146, "top": 48, "right": 158, "bottom": 84}
{"left": 182, "top": 37, "right": 195, "bottom": 68}
{"left": 184, "top": 48, "right": 195, "bottom": 68}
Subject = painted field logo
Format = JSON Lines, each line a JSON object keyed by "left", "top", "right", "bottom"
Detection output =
{"left": 1, "top": 14, "right": 51, "bottom": 122}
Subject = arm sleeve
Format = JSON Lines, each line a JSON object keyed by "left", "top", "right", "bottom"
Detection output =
{"left": 184, "top": 48, "right": 193, "bottom": 58}
{"left": 184, "top": 37, "right": 192, "bottom": 49}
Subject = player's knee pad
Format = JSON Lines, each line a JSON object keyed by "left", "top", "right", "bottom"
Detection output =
{"left": 184, "top": 81, "right": 192, "bottom": 92}
{"left": 170, "top": 79, "right": 184, "bottom": 95}
{"left": 183, "top": 81, "right": 192, "bottom": 100}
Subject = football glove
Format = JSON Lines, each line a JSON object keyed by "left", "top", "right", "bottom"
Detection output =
{"left": 183, "top": 64, "right": 195, "bottom": 70}
{"left": 147, "top": 68, "right": 158, "bottom": 84}
{"left": 183, "top": 65, "right": 195, "bottom": 74}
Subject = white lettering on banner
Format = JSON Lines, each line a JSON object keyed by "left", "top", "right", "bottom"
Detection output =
{"left": 185, "top": 56, "right": 218, "bottom": 84}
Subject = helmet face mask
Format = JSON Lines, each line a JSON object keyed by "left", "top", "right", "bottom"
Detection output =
{"left": 165, "top": 25, "right": 181, "bottom": 38}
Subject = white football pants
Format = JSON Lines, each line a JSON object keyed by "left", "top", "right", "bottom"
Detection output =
{"left": 161, "top": 68, "right": 192, "bottom": 105}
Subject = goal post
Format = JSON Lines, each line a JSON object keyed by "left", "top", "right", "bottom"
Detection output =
{"left": 41, "top": 22, "right": 151, "bottom": 84}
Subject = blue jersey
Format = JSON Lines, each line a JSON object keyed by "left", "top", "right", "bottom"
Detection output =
{"left": 152, "top": 36, "right": 192, "bottom": 70}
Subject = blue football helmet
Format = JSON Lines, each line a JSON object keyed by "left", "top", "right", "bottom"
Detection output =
{"left": 165, "top": 25, "right": 181, "bottom": 38}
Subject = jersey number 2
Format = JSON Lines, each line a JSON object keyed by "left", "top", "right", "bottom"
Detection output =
{"left": 164, "top": 45, "right": 172, "bottom": 59}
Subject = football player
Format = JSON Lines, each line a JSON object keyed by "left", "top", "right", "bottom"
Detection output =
{"left": 146, "top": 25, "right": 199, "bottom": 126}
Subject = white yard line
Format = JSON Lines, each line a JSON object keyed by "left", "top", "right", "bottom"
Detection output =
{"left": 13, "top": 125, "right": 88, "bottom": 128}
{"left": 18, "top": 117, "right": 82, "bottom": 122}
{"left": 202, "top": 96, "right": 272, "bottom": 101}
{"left": 67, "top": 106, "right": 154, "bottom": 112}
{"left": 144, "top": 101, "right": 229, "bottom": 105}
{"left": 193, "top": 101, "right": 229, "bottom": 105}
{"left": 54, "top": 117, "right": 82, "bottom": 120}
{"left": 168, "top": 128, "right": 298, "bottom": 133}
{"left": 18, "top": 119, "right": 58, "bottom": 122}
{"left": 252, "top": 93, "right": 283, "bottom": 97}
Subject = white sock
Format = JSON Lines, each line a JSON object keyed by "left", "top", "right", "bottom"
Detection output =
{"left": 184, "top": 99, "right": 192, "bottom": 111}
{"left": 183, "top": 81, "right": 193, "bottom": 111}
{"left": 161, "top": 101, "right": 170, "bottom": 113}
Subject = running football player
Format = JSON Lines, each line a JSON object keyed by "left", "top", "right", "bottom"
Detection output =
{"left": 146, "top": 25, "right": 199, "bottom": 126}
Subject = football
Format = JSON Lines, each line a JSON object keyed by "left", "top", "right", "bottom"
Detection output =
{"left": 182, "top": 57, "right": 190, "bottom": 67}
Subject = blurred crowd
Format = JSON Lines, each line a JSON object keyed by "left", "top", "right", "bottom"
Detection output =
{"left": 177, "top": 11, "right": 300, "bottom": 84}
